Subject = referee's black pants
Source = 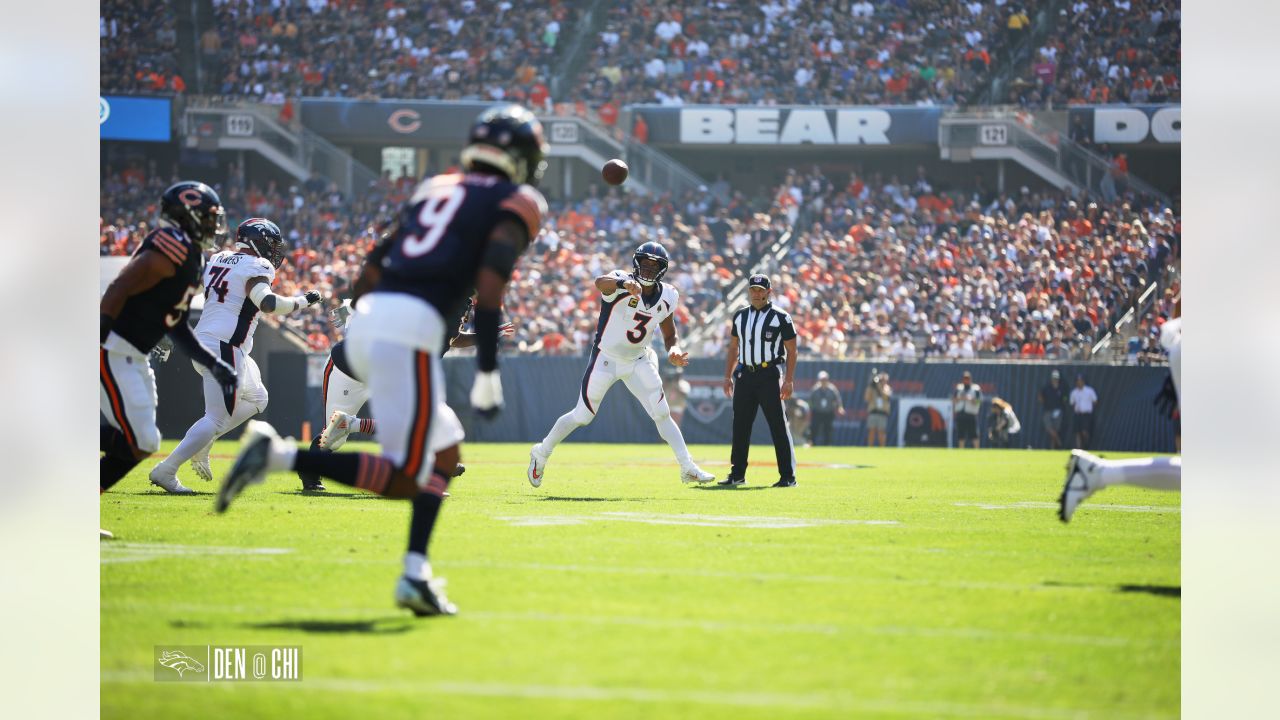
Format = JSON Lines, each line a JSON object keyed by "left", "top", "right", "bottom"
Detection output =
{"left": 729, "top": 364, "right": 795, "bottom": 480}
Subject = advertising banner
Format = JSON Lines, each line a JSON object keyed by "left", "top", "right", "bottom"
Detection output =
{"left": 100, "top": 95, "right": 172, "bottom": 142}
{"left": 300, "top": 98, "right": 492, "bottom": 143}
{"left": 633, "top": 106, "right": 943, "bottom": 146}
{"left": 1069, "top": 104, "right": 1180, "bottom": 145}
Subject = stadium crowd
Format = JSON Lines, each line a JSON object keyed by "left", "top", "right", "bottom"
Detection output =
{"left": 1008, "top": 0, "right": 1180, "bottom": 109}
{"left": 103, "top": 0, "right": 577, "bottom": 104}
{"left": 570, "top": 0, "right": 1033, "bottom": 112}
{"left": 100, "top": 0, "right": 187, "bottom": 94}
{"left": 102, "top": 160, "right": 1179, "bottom": 363}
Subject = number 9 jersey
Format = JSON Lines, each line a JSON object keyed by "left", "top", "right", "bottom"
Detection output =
{"left": 376, "top": 172, "right": 546, "bottom": 327}
{"left": 594, "top": 270, "right": 680, "bottom": 361}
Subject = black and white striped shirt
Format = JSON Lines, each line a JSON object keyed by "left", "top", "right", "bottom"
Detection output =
{"left": 731, "top": 303, "right": 797, "bottom": 367}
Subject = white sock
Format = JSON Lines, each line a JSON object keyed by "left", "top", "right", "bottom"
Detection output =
{"left": 1098, "top": 456, "right": 1181, "bottom": 491}
{"left": 655, "top": 415, "right": 693, "bottom": 468}
{"left": 157, "top": 416, "right": 219, "bottom": 474}
{"left": 403, "top": 551, "right": 430, "bottom": 580}
{"left": 540, "top": 412, "right": 587, "bottom": 455}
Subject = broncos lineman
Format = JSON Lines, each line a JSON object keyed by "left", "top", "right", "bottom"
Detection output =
{"left": 219, "top": 104, "right": 548, "bottom": 616}
{"left": 528, "top": 242, "right": 715, "bottom": 486}
{"left": 100, "top": 182, "right": 238, "bottom": 528}
{"left": 149, "top": 218, "right": 322, "bottom": 493}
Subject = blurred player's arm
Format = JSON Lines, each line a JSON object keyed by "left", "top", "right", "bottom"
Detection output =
{"left": 100, "top": 249, "right": 174, "bottom": 342}
{"left": 450, "top": 320, "right": 515, "bottom": 349}
{"left": 660, "top": 315, "right": 688, "bottom": 366}
{"left": 471, "top": 218, "right": 530, "bottom": 416}
{"left": 245, "top": 276, "right": 321, "bottom": 315}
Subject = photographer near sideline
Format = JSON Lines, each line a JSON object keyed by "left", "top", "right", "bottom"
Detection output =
{"left": 987, "top": 397, "right": 1022, "bottom": 449}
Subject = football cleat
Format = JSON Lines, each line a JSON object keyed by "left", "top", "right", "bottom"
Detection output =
{"left": 452, "top": 463, "right": 466, "bottom": 478}
{"left": 680, "top": 465, "right": 716, "bottom": 484}
{"left": 319, "top": 411, "right": 357, "bottom": 451}
{"left": 190, "top": 455, "right": 213, "bottom": 483}
{"left": 394, "top": 575, "right": 458, "bottom": 616}
{"left": 217, "top": 420, "right": 284, "bottom": 513}
{"left": 527, "top": 444, "right": 547, "bottom": 488}
{"left": 771, "top": 477, "right": 798, "bottom": 488}
{"left": 100, "top": 528, "right": 114, "bottom": 540}
{"left": 149, "top": 467, "right": 195, "bottom": 495}
{"left": 1059, "top": 449, "right": 1102, "bottom": 523}
{"left": 717, "top": 476, "right": 745, "bottom": 487}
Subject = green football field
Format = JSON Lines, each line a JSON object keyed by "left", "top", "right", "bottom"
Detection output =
{"left": 101, "top": 442, "right": 1180, "bottom": 719}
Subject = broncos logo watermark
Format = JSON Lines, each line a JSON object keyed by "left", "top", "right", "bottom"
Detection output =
{"left": 157, "top": 650, "right": 206, "bottom": 678}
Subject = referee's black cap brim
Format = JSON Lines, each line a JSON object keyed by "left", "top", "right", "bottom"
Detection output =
{"left": 748, "top": 274, "right": 771, "bottom": 290}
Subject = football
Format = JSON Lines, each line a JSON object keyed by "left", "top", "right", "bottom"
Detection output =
{"left": 602, "top": 159, "right": 629, "bottom": 185}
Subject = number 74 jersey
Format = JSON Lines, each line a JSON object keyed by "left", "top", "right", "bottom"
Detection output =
{"left": 195, "top": 250, "right": 276, "bottom": 352}
{"left": 594, "top": 271, "right": 680, "bottom": 361}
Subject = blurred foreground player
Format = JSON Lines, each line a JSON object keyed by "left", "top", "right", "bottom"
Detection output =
{"left": 527, "top": 242, "right": 715, "bottom": 487}
{"left": 150, "top": 218, "right": 323, "bottom": 493}
{"left": 300, "top": 297, "right": 514, "bottom": 491}
{"left": 100, "top": 182, "right": 237, "bottom": 533}
{"left": 1059, "top": 316, "right": 1181, "bottom": 522}
{"left": 219, "top": 104, "right": 548, "bottom": 616}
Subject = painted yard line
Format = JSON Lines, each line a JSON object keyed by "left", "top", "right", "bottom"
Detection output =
{"left": 494, "top": 511, "right": 900, "bottom": 529}
{"left": 100, "top": 542, "right": 293, "bottom": 564}
{"left": 954, "top": 502, "right": 1180, "bottom": 513}
{"left": 98, "top": 670, "right": 1173, "bottom": 719}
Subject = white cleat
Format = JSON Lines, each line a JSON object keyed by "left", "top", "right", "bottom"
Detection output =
{"left": 100, "top": 528, "right": 114, "bottom": 540}
{"left": 190, "top": 456, "right": 213, "bottom": 483}
{"left": 1059, "top": 449, "right": 1102, "bottom": 523}
{"left": 217, "top": 420, "right": 291, "bottom": 513}
{"left": 319, "top": 410, "right": 357, "bottom": 450}
{"left": 527, "top": 444, "right": 548, "bottom": 488}
{"left": 681, "top": 465, "right": 716, "bottom": 484}
{"left": 149, "top": 467, "right": 195, "bottom": 495}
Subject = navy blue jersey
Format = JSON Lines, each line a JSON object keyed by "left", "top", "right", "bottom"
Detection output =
{"left": 376, "top": 172, "right": 545, "bottom": 325}
{"left": 112, "top": 228, "right": 206, "bottom": 353}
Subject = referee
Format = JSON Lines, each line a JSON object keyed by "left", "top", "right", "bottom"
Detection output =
{"left": 720, "top": 274, "right": 799, "bottom": 487}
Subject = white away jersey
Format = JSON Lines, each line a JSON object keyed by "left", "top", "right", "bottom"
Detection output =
{"left": 195, "top": 251, "right": 276, "bottom": 352}
{"left": 592, "top": 270, "right": 679, "bottom": 360}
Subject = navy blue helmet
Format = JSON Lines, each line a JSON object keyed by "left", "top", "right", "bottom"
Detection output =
{"left": 461, "top": 104, "right": 549, "bottom": 187}
{"left": 159, "top": 181, "right": 227, "bottom": 249}
{"left": 236, "top": 218, "right": 286, "bottom": 268}
{"left": 632, "top": 242, "right": 670, "bottom": 287}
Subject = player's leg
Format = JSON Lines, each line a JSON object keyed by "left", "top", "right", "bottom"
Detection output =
{"left": 396, "top": 401, "right": 465, "bottom": 616}
{"left": 100, "top": 348, "right": 162, "bottom": 492}
{"left": 318, "top": 366, "right": 374, "bottom": 451}
{"left": 724, "top": 370, "right": 757, "bottom": 484}
{"left": 1059, "top": 451, "right": 1180, "bottom": 523}
{"left": 190, "top": 353, "right": 269, "bottom": 482}
{"left": 530, "top": 349, "right": 617, "bottom": 485}
{"left": 759, "top": 373, "right": 797, "bottom": 486}
{"left": 623, "top": 355, "right": 714, "bottom": 483}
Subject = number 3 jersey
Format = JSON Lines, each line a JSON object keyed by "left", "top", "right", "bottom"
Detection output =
{"left": 110, "top": 227, "right": 206, "bottom": 355}
{"left": 594, "top": 270, "right": 680, "bottom": 361}
{"left": 376, "top": 172, "right": 546, "bottom": 328}
{"left": 195, "top": 250, "right": 276, "bottom": 353}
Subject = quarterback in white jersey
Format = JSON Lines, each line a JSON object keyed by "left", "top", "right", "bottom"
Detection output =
{"left": 528, "top": 242, "right": 715, "bottom": 486}
{"left": 148, "top": 218, "right": 322, "bottom": 493}
{"left": 1059, "top": 309, "right": 1182, "bottom": 522}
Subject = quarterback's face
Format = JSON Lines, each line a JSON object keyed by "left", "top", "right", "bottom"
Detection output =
{"left": 636, "top": 256, "right": 663, "bottom": 282}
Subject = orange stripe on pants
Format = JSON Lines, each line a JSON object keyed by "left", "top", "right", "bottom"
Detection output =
{"left": 100, "top": 349, "right": 137, "bottom": 449}
{"left": 401, "top": 352, "right": 433, "bottom": 480}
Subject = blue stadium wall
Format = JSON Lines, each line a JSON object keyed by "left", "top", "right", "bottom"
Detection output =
{"left": 160, "top": 356, "right": 1175, "bottom": 453}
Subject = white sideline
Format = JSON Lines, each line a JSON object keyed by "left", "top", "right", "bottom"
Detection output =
{"left": 98, "top": 670, "right": 1173, "bottom": 719}
{"left": 100, "top": 542, "right": 293, "bottom": 564}
{"left": 495, "top": 511, "right": 900, "bottom": 529}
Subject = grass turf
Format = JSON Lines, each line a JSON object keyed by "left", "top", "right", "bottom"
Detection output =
{"left": 102, "top": 441, "right": 1179, "bottom": 719}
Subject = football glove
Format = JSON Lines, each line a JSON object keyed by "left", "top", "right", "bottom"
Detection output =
{"left": 303, "top": 290, "right": 323, "bottom": 307}
{"left": 470, "top": 370, "right": 504, "bottom": 420}
{"left": 149, "top": 336, "right": 174, "bottom": 363}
